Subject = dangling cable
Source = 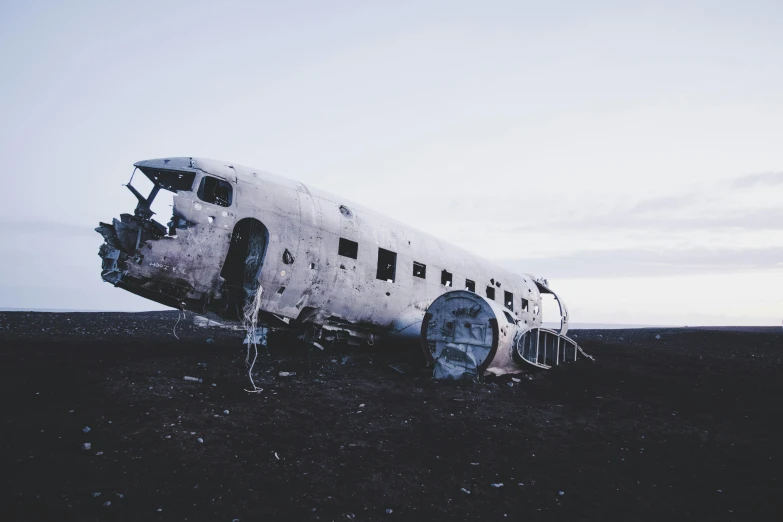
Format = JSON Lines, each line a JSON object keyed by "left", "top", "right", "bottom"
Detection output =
{"left": 242, "top": 286, "right": 265, "bottom": 393}
{"left": 173, "top": 308, "right": 185, "bottom": 340}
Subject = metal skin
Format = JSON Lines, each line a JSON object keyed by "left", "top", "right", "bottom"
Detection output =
{"left": 97, "top": 157, "right": 571, "bottom": 349}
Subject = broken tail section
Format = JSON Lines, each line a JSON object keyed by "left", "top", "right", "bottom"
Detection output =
{"left": 422, "top": 290, "right": 592, "bottom": 379}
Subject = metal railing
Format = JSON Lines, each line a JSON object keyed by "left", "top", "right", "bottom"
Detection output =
{"left": 514, "top": 327, "right": 593, "bottom": 369}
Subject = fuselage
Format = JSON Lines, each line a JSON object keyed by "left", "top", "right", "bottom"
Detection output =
{"left": 97, "top": 157, "right": 562, "bottom": 344}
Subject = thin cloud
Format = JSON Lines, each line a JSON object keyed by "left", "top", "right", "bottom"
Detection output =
{"left": 732, "top": 172, "right": 783, "bottom": 189}
{"left": 500, "top": 246, "right": 783, "bottom": 279}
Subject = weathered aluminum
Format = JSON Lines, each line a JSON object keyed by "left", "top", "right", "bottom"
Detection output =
{"left": 96, "top": 157, "right": 573, "bottom": 355}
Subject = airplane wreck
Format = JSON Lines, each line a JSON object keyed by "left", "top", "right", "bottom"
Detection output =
{"left": 97, "top": 157, "right": 591, "bottom": 379}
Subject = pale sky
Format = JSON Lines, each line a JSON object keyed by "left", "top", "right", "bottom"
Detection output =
{"left": 1, "top": 0, "right": 781, "bottom": 325}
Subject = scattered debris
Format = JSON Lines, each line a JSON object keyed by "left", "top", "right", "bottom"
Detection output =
{"left": 558, "top": 491, "right": 565, "bottom": 496}
{"left": 388, "top": 363, "right": 409, "bottom": 374}
{"left": 82, "top": 443, "right": 91, "bottom": 451}
{"left": 92, "top": 492, "right": 101, "bottom": 497}
{"left": 196, "top": 437, "right": 204, "bottom": 443}
{"left": 511, "top": 377, "right": 521, "bottom": 383}
{"left": 278, "top": 371, "right": 296, "bottom": 377}
{"left": 460, "top": 487, "right": 471, "bottom": 495}
{"left": 655, "top": 334, "right": 661, "bottom": 340}
{"left": 103, "top": 501, "right": 112, "bottom": 507}
{"left": 386, "top": 508, "right": 393, "bottom": 514}
{"left": 183, "top": 376, "right": 202, "bottom": 383}
{"left": 492, "top": 483, "right": 504, "bottom": 488}
{"left": 82, "top": 426, "right": 91, "bottom": 433}
{"left": 223, "top": 410, "right": 230, "bottom": 415}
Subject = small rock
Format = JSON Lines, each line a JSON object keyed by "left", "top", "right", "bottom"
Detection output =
{"left": 211, "top": 383, "right": 217, "bottom": 387}
{"left": 223, "top": 410, "right": 230, "bottom": 415}
{"left": 95, "top": 451, "right": 104, "bottom": 456}
{"left": 82, "top": 426, "right": 91, "bottom": 433}
{"left": 507, "top": 382, "right": 513, "bottom": 388}
{"left": 197, "top": 437, "right": 204, "bottom": 443}
{"left": 82, "top": 443, "right": 91, "bottom": 451}
{"left": 359, "top": 404, "right": 365, "bottom": 408}
{"left": 511, "top": 377, "right": 521, "bottom": 383}
{"left": 103, "top": 501, "right": 111, "bottom": 507}
{"left": 92, "top": 492, "right": 101, "bottom": 497}
{"left": 117, "top": 493, "right": 124, "bottom": 499}
{"left": 461, "top": 487, "right": 471, "bottom": 495}
{"left": 558, "top": 491, "right": 565, "bottom": 496}
{"left": 278, "top": 371, "right": 296, "bottom": 377}
{"left": 206, "top": 338, "right": 215, "bottom": 344}
{"left": 655, "top": 334, "right": 661, "bottom": 340}
{"left": 157, "top": 508, "right": 162, "bottom": 512}
{"left": 491, "top": 483, "right": 504, "bottom": 488}
{"left": 386, "top": 508, "right": 393, "bottom": 514}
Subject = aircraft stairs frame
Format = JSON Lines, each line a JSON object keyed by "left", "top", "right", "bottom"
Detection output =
{"left": 514, "top": 327, "right": 594, "bottom": 370}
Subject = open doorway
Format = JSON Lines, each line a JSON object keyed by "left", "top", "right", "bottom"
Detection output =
{"left": 221, "top": 218, "right": 269, "bottom": 316}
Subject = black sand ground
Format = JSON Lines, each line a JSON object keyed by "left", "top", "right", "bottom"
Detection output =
{"left": 1, "top": 311, "right": 781, "bottom": 521}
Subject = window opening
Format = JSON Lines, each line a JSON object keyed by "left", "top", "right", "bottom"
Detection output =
{"left": 197, "top": 176, "right": 232, "bottom": 207}
{"left": 486, "top": 286, "right": 495, "bottom": 300}
{"left": 465, "top": 279, "right": 475, "bottom": 292}
{"left": 520, "top": 297, "right": 529, "bottom": 312}
{"left": 338, "top": 238, "right": 358, "bottom": 259}
{"left": 128, "top": 167, "right": 198, "bottom": 233}
{"left": 504, "top": 291, "right": 514, "bottom": 311}
{"left": 413, "top": 261, "right": 426, "bottom": 279}
{"left": 376, "top": 248, "right": 397, "bottom": 282}
{"left": 441, "top": 270, "right": 452, "bottom": 287}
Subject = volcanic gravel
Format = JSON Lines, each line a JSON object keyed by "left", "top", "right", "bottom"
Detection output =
{"left": 1, "top": 311, "right": 781, "bottom": 521}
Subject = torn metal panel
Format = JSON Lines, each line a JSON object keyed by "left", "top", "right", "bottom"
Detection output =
{"left": 534, "top": 278, "right": 570, "bottom": 336}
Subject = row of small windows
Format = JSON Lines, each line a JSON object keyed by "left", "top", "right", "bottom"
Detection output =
{"left": 337, "top": 236, "right": 530, "bottom": 313}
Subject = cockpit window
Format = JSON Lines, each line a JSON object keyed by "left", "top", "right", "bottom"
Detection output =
{"left": 197, "top": 176, "right": 233, "bottom": 207}
{"left": 140, "top": 168, "right": 196, "bottom": 192}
